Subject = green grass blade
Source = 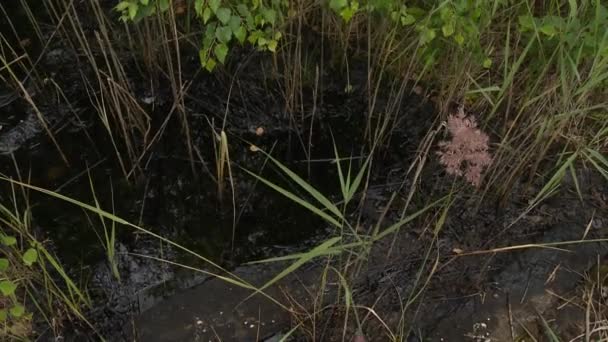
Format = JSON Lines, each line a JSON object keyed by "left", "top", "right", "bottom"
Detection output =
{"left": 567, "top": 163, "right": 583, "bottom": 202}
{"left": 0, "top": 177, "right": 253, "bottom": 291}
{"left": 244, "top": 237, "right": 341, "bottom": 301}
{"left": 529, "top": 152, "right": 578, "bottom": 207}
{"left": 374, "top": 197, "right": 446, "bottom": 241}
{"left": 536, "top": 310, "right": 562, "bottom": 342}
{"left": 332, "top": 141, "right": 350, "bottom": 203}
{"left": 260, "top": 151, "right": 344, "bottom": 220}
{"left": 347, "top": 153, "right": 371, "bottom": 204}
{"left": 241, "top": 168, "right": 342, "bottom": 227}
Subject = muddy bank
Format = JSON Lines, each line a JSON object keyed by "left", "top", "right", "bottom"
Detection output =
{"left": 2, "top": 34, "right": 436, "bottom": 340}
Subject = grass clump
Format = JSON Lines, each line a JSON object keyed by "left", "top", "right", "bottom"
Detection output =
{"left": 0, "top": 185, "right": 90, "bottom": 340}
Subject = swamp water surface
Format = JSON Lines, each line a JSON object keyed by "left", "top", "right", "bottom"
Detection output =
{"left": 1, "top": 2, "right": 608, "bottom": 341}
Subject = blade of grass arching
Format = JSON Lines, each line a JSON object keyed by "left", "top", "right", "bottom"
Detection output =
{"left": 87, "top": 172, "right": 120, "bottom": 281}
{"left": 346, "top": 152, "right": 372, "bottom": 205}
{"left": 373, "top": 197, "right": 446, "bottom": 242}
{"left": 332, "top": 141, "right": 350, "bottom": 204}
{"left": 528, "top": 152, "right": 579, "bottom": 208}
{"left": 255, "top": 200, "right": 443, "bottom": 265}
{"left": 488, "top": 35, "right": 536, "bottom": 120}
{"left": 258, "top": 150, "right": 343, "bottom": 221}
{"left": 243, "top": 237, "right": 342, "bottom": 302}
{"left": 250, "top": 197, "right": 444, "bottom": 264}
{"left": 279, "top": 323, "right": 303, "bottom": 342}
{"left": 253, "top": 197, "right": 445, "bottom": 264}
{"left": 256, "top": 199, "right": 444, "bottom": 264}
{"left": 433, "top": 194, "right": 453, "bottom": 237}
{"left": 332, "top": 267, "right": 362, "bottom": 342}
{"left": 36, "top": 244, "right": 89, "bottom": 309}
{"left": 402, "top": 199, "right": 449, "bottom": 312}
{"left": 584, "top": 153, "right": 608, "bottom": 181}
{"left": 241, "top": 168, "right": 342, "bottom": 227}
{"left": 109, "top": 180, "right": 119, "bottom": 281}
{"left": 465, "top": 79, "right": 501, "bottom": 107}
{"left": 586, "top": 147, "right": 608, "bottom": 176}
{"left": 246, "top": 244, "right": 346, "bottom": 264}
{"left": 403, "top": 238, "right": 439, "bottom": 313}
{"left": 0, "top": 177, "right": 255, "bottom": 291}
{"left": 568, "top": 163, "right": 584, "bottom": 202}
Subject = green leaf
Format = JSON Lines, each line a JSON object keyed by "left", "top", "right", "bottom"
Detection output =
{"left": 237, "top": 4, "right": 250, "bottom": 16}
{"left": 439, "top": 7, "right": 453, "bottom": 21}
{"left": 390, "top": 11, "right": 399, "bottom": 22}
{"left": 267, "top": 39, "right": 278, "bottom": 52}
{"left": 234, "top": 26, "right": 247, "bottom": 44}
{"left": 194, "top": 0, "right": 203, "bottom": 16}
{"left": 132, "top": 3, "right": 155, "bottom": 22}
{"left": 567, "top": 0, "right": 577, "bottom": 18}
{"left": 228, "top": 15, "right": 241, "bottom": 32}
{"left": 115, "top": 1, "right": 131, "bottom": 12}
{"left": 202, "top": 7, "right": 212, "bottom": 23}
{"left": 199, "top": 50, "right": 207, "bottom": 66}
{"left": 214, "top": 43, "right": 229, "bottom": 64}
{"left": 420, "top": 27, "right": 436, "bottom": 45}
{"left": 482, "top": 58, "right": 492, "bottom": 68}
{"left": 340, "top": 7, "right": 356, "bottom": 22}
{"left": 209, "top": 0, "right": 220, "bottom": 13}
{"left": 158, "top": 0, "right": 170, "bottom": 11}
{"left": 262, "top": 8, "right": 277, "bottom": 25}
{"left": 0, "top": 258, "right": 8, "bottom": 272}
{"left": 472, "top": 7, "right": 482, "bottom": 20}
{"left": 0, "top": 310, "right": 6, "bottom": 322}
{"left": 329, "top": 0, "right": 347, "bottom": 12}
{"left": 215, "top": 26, "right": 232, "bottom": 43}
{"left": 205, "top": 57, "right": 217, "bottom": 72}
{"left": 539, "top": 23, "right": 557, "bottom": 37}
{"left": 1, "top": 235, "right": 16, "bottom": 246}
{"left": 401, "top": 14, "right": 415, "bottom": 26}
{"left": 0, "top": 280, "right": 17, "bottom": 296}
{"left": 128, "top": 3, "right": 138, "bottom": 20}
{"left": 23, "top": 248, "right": 38, "bottom": 266}
{"left": 140, "top": 0, "right": 149, "bottom": 5}
{"left": 442, "top": 22, "right": 455, "bottom": 37}
{"left": 247, "top": 30, "right": 262, "bottom": 44}
{"left": 454, "top": 33, "right": 465, "bottom": 45}
{"left": 518, "top": 15, "right": 534, "bottom": 32}
{"left": 216, "top": 7, "right": 232, "bottom": 24}
{"left": 9, "top": 304, "right": 25, "bottom": 318}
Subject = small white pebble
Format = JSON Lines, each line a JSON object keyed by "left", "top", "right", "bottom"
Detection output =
{"left": 249, "top": 324, "right": 255, "bottom": 328}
